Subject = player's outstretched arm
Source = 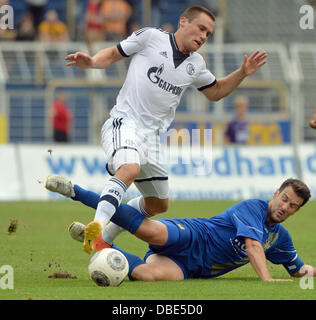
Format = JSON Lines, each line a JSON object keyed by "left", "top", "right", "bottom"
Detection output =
{"left": 245, "top": 237, "right": 292, "bottom": 282}
{"left": 65, "top": 46, "right": 124, "bottom": 69}
{"left": 201, "top": 51, "right": 268, "bottom": 101}
{"left": 290, "top": 264, "right": 316, "bottom": 278}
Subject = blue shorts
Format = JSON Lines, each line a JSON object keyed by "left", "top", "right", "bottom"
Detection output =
{"left": 143, "top": 217, "right": 247, "bottom": 279}
{"left": 143, "top": 219, "right": 195, "bottom": 279}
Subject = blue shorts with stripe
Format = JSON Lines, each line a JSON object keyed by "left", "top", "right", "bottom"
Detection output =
{"left": 143, "top": 218, "right": 208, "bottom": 279}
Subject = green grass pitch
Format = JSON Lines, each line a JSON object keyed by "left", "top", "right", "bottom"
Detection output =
{"left": 0, "top": 200, "right": 315, "bottom": 300}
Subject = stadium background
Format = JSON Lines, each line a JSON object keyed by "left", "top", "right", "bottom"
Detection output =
{"left": 0, "top": 0, "right": 316, "bottom": 302}
{"left": 1, "top": 0, "right": 316, "bottom": 201}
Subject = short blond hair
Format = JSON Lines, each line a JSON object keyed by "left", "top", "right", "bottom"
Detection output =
{"left": 234, "top": 96, "right": 248, "bottom": 106}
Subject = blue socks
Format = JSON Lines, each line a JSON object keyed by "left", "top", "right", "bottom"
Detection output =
{"left": 112, "top": 245, "right": 144, "bottom": 280}
{"left": 72, "top": 184, "right": 99, "bottom": 209}
{"left": 110, "top": 203, "right": 145, "bottom": 234}
{"left": 72, "top": 185, "right": 145, "bottom": 234}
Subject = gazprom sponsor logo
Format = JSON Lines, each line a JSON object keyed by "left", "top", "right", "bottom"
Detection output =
{"left": 147, "top": 64, "right": 183, "bottom": 96}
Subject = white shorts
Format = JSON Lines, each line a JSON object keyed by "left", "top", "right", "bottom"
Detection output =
{"left": 101, "top": 117, "right": 169, "bottom": 199}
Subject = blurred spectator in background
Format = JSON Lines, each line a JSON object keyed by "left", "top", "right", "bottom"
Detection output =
{"left": 38, "top": 9, "right": 69, "bottom": 42}
{"left": 151, "top": 0, "right": 163, "bottom": 28}
{"left": 224, "top": 96, "right": 249, "bottom": 144}
{"left": 161, "top": 23, "right": 174, "bottom": 33}
{"left": 100, "top": 0, "right": 132, "bottom": 41}
{"left": 51, "top": 91, "right": 73, "bottom": 143}
{"left": 85, "top": 0, "right": 104, "bottom": 45}
{"left": 16, "top": 12, "right": 36, "bottom": 41}
{"left": 186, "top": 0, "right": 217, "bottom": 14}
{"left": 26, "top": 0, "right": 47, "bottom": 32}
{"left": 126, "top": 0, "right": 140, "bottom": 35}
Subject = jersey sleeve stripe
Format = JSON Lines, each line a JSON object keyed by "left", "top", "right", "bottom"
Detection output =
{"left": 197, "top": 79, "right": 217, "bottom": 91}
{"left": 117, "top": 43, "right": 129, "bottom": 57}
{"left": 134, "top": 27, "right": 151, "bottom": 36}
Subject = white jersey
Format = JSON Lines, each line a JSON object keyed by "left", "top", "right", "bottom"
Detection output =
{"left": 110, "top": 28, "right": 216, "bottom": 132}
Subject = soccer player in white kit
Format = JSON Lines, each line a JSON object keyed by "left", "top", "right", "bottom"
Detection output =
{"left": 60, "top": 6, "right": 267, "bottom": 254}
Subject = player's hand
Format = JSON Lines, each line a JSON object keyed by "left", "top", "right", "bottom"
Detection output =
{"left": 240, "top": 51, "right": 268, "bottom": 76}
{"left": 65, "top": 52, "right": 93, "bottom": 68}
{"left": 309, "top": 118, "right": 316, "bottom": 129}
{"left": 309, "top": 110, "right": 316, "bottom": 129}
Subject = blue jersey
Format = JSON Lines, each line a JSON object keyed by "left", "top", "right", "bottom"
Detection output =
{"left": 145, "top": 199, "right": 304, "bottom": 279}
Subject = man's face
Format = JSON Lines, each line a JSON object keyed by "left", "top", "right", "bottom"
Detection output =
{"left": 267, "top": 186, "right": 304, "bottom": 225}
{"left": 179, "top": 12, "right": 215, "bottom": 53}
{"left": 235, "top": 102, "right": 248, "bottom": 118}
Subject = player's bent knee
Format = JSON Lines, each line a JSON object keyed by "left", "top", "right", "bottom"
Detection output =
{"left": 115, "top": 163, "right": 140, "bottom": 185}
{"left": 144, "top": 198, "right": 169, "bottom": 215}
{"left": 135, "top": 220, "right": 168, "bottom": 245}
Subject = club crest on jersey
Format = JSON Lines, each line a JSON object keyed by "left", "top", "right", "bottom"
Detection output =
{"left": 147, "top": 64, "right": 183, "bottom": 96}
{"left": 186, "top": 63, "right": 195, "bottom": 75}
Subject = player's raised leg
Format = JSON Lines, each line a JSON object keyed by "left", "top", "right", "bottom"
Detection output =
{"left": 84, "top": 162, "right": 140, "bottom": 254}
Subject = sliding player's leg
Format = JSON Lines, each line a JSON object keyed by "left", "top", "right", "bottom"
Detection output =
{"left": 131, "top": 254, "right": 184, "bottom": 281}
{"left": 111, "top": 215, "right": 186, "bottom": 281}
{"left": 45, "top": 174, "right": 123, "bottom": 249}
{"left": 45, "top": 175, "right": 99, "bottom": 209}
{"left": 44, "top": 175, "right": 154, "bottom": 248}
{"left": 104, "top": 245, "right": 184, "bottom": 281}
{"left": 45, "top": 174, "right": 170, "bottom": 251}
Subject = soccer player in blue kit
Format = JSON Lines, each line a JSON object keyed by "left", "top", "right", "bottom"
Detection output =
{"left": 47, "top": 177, "right": 316, "bottom": 282}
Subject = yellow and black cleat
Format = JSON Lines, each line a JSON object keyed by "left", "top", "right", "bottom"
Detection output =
{"left": 83, "top": 221, "right": 102, "bottom": 254}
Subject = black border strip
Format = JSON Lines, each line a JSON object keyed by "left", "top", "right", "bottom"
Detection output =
{"left": 135, "top": 177, "right": 169, "bottom": 183}
{"left": 117, "top": 43, "right": 129, "bottom": 57}
{"left": 197, "top": 79, "right": 217, "bottom": 91}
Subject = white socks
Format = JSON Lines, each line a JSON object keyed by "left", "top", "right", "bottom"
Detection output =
{"left": 127, "top": 196, "right": 152, "bottom": 217}
{"left": 94, "top": 177, "right": 127, "bottom": 227}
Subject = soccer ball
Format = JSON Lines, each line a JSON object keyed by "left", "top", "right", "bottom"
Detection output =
{"left": 88, "top": 248, "right": 129, "bottom": 287}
